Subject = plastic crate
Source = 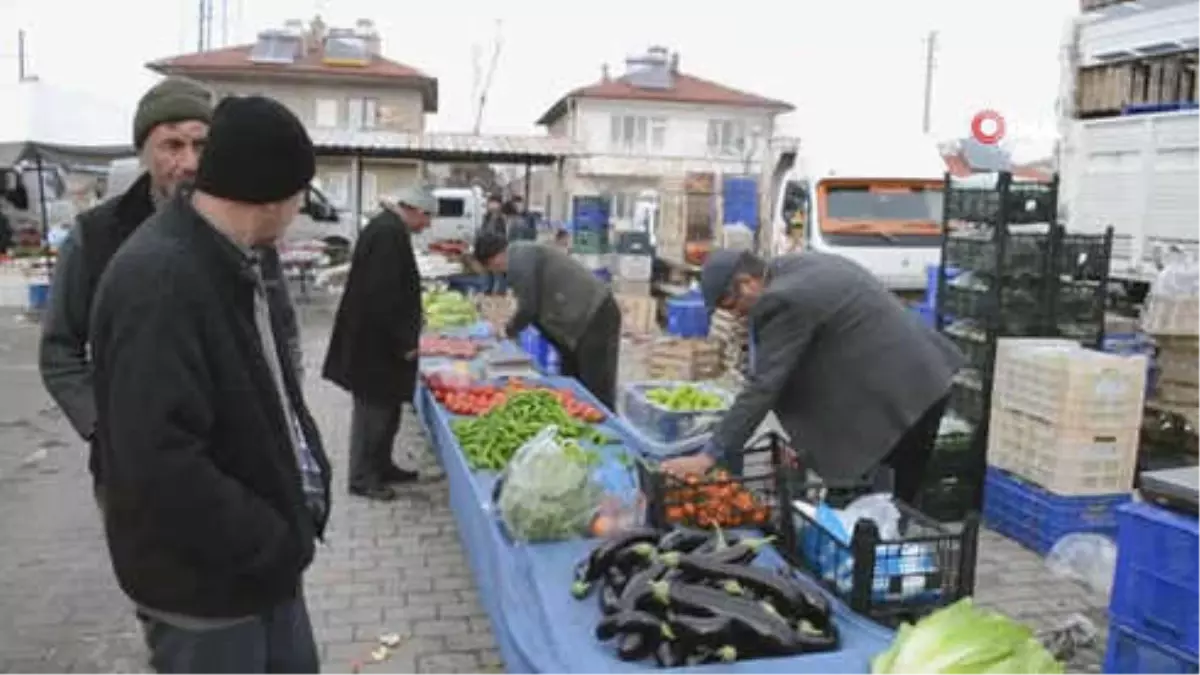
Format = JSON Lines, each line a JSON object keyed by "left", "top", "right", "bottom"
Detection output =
{"left": 639, "top": 432, "right": 785, "bottom": 529}
{"left": 571, "top": 229, "right": 610, "bottom": 254}
{"left": 945, "top": 181, "right": 1056, "bottom": 226}
{"left": 1059, "top": 233, "right": 1111, "bottom": 282}
{"left": 925, "top": 264, "right": 961, "bottom": 308}
{"left": 665, "top": 293, "right": 709, "bottom": 338}
{"left": 942, "top": 282, "right": 1045, "bottom": 332}
{"left": 780, "top": 476, "right": 980, "bottom": 627}
{"left": 1110, "top": 502, "right": 1199, "bottom": 657}
{"left": 982, "top": 466, "right": 1130, "bottom": 555}
{"left": 1103, "top": 622, "right": 1199, "bottom": 674}
{"left": 948, "top": 377, "right": 987, "bottom": 426}
{"left": 620, "top": 381, "right": 734, "bottom": 444}
{"left": 943, "top": 326, "right": 993, "bottom": 378}
{"left": 944, "top": 231, "right": 1053, "bottom": 277}
{"left": 920, "top": 436, "right": 984, "bottom": 522}
{"left": 987, "top": 407, "right": 1138, "bottom": 495}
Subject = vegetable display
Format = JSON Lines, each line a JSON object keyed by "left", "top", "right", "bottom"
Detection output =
{"left": 432, "top": 378, "right": 607, "bottom": 421}
{"left": 572, "top": 527, "right": 839, "bottom": 667}
{"left": 644, "top": 384, "right": 727, "bottom": 412}
{"left": 423, "top": 290, "right": 478, "bottom": 330}
{"left": 661, "top": 471, "right": 772, "bottom": 529}
{"left": 452, "top": 390, "right": 612, "bottom": 471}
{"left": 496, "top": 432, "right": 603, "bottom": 542}
{"left": 870, "top": 598, "right": 1063, "bottom": 674}
{"left": 419, "top": 336, "right": 481, "bottom": 359}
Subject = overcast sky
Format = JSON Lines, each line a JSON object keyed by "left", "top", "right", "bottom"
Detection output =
{"left": 0, "top": 0, "right": 1077, "bottom": 159}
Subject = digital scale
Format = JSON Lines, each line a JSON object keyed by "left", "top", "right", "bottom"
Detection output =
{"left": 1139, "top": 466, "right": 1199, "bottom": 516}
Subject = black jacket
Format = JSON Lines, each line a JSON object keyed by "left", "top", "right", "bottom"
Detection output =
{"left": 89, "top": 195, "right": 331, "bottom": 619}
{"left": 322, "top": 208, "right": 422, "bottom": 403}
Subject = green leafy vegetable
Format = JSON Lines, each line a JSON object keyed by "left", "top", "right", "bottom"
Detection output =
{"left": 497, "top": 432, "right": 603, "bottom": 542}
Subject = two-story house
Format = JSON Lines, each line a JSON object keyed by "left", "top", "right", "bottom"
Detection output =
{"left": 146, "top": 17, "right": 437, "bottom": 211}
{"left": 536, "top": 46, "right": 794, "bottom": 222}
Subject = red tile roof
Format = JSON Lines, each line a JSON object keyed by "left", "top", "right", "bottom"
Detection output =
{"left": 536, "top": 72, "right": 794, "bottom": 125}
{"left": 146, "top": 45, "right": 438, "bottom": 112}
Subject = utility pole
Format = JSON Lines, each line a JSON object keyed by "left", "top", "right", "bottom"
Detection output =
{"left": 922, "top": 30, "right": 938, "bottom": 135}
{"left": 472, "top": 19, "right": 504, "bottom": 136}
{"left": 17, "top": 30, "right": 26, "bottom": 82}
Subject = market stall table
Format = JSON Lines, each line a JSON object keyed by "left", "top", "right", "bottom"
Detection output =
{"left": 415, "top": 370, "right": 897, "bottom": 673}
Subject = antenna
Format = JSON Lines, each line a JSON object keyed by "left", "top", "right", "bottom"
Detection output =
{"left": 472, "top": 19, "right": 504, "bottom": 135}
{"left": 922, "top": 30, "right": 939, "bottom": 135}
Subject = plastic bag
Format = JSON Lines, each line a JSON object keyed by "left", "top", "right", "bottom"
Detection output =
{"left": 1045, "top": 533, "right": 1117, "bottom": 597}
{"left": 495, "top": 426, "right": 605, "bottom": 542}
{"left": 839, "top": 493, "right": 902, "bottom": 540}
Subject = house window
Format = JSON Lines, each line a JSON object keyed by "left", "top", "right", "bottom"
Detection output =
{"left": 320, "top": 171, "right": 350, "bottom": 208}
{"left": 707, "top": 119, "right": 746, "bottom": 156}
{"left": 610, "top": 115, "right": 667, "bottom": 153}
{"left": 315, "top": 99, "right": 340, "bottom": 128}
{"left": 347, "top": 97, "right": 379, "bottom": 130}
{"left": 610, "top": 191, "right": 638, "bottom": 221}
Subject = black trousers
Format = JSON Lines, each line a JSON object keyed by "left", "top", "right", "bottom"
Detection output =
{"left": 881, "top": 395, "right": 949, "bottom": 505}
{"left": 546, "top": 297, "right": 621, "bottom": 410}
{"left": 348, "top": 396, "right": 402, "bottom": 489}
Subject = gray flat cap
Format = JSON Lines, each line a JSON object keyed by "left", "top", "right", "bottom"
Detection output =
{"left": 699, "top": 248, "right": 745, "bottom": 315}
{"left": 386, "top": 184, "right": 437, "bottom": 215}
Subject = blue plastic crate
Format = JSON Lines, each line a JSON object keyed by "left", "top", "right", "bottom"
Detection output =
{"left": 924, "top": 264, "right": 961, "bottom": 310}
{"left": 619, "top": 381, "right": 733, "bottom": 443}
{"left": 910, "top": 302, "right": 936, "bottom": 328}
{"left": 666, "top": 293, "right": 709, "bottom": 338}
{"left": 1104, "top": 622, "right": 1199, "bottom": 674}
{"left": 1110, "top": 502, "right": 1199, "bottom": 657}
{"left": 982, "top": 466, "right": 1130, "bottom": 555}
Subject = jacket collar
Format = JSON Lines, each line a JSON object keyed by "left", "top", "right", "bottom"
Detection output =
{"left": 113, "top": 173, "right": 157, "bottom": 229}
{"left": 164, "top": 194, "right": 260, "bottom": 288}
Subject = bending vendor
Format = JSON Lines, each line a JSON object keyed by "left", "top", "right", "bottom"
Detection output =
{"left": 473, "top": 232, "right": 623, "bottom": 408}
{"left": 660, "top": 249, "right": 965, "bottom": 504}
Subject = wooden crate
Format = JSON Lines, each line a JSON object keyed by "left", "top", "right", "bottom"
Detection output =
{"left": 1076, "top": 51, "right": 1199, "bottom": 118}
{"left": 612, "top": 280, "right": 653, "bottom": 296}
{"left": 477, "top": 295, "right": 516, "bottom": 326}
{"left": 616, "top": 294, "right": 658, "bottom": 337}
{"left": 646, "top": 337, "right": 723, "bottom": 381}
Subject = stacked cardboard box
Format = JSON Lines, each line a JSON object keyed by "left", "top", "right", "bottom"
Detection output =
{"left": 615, "top": 293, "right": 658, "bottom": 337}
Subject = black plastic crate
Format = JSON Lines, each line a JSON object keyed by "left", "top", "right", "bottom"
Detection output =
{"left": 1058, "top": 233, "right": 1110, "bottom": 282}
{"left": 941, "top": 283, "right": 1045, "bottom": 331}
{"left": 944, "top": 332, "right": 993, "bottom": 377}
{"left": 920, "top": 434, "right": 984, "bottom": 522}
{"left": 639, "top": 433, "right": 785, "bottom": 531}
{"left": 776, "top": 475, "right": 981, "bottom": 627}
{"left": 944, "top": 231, "right": 1053, "bottom": 277}
{"left": 948, "top": 379, "right": 987, "bottom": 425}
{"left": 919, "top": 476, "right": 981, "bottom": 523}
{"left": 945, "top": 182, "right": 1056, "bottom": 226}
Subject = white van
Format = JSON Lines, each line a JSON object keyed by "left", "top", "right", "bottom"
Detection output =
{"left": 773, "top": 137, "right": 946, "bottom": 292}
{"left": 104, "top": 157, "right": 353, "bottom": 255}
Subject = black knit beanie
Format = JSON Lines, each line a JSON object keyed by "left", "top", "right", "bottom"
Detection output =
{"left": 132, "top": 77, "right": 214, "bottom": 149}
{"left": 194, "top": 96, "right": 316, "bottom": 205}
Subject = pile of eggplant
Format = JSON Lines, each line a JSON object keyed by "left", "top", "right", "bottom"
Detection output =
{"left": 571, "top": 526, "right": 840, "bottom": 667}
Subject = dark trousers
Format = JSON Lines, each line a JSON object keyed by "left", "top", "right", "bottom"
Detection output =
{"left": 882, "top": 395, "right": 949, "bottom": 504}
{"left": 143, "top": 595, "right": 318, "bottom": 674}
{"left": 547, "top": 297, "right": 621, "bottom": 410}
{"left": 348, "top": 396, "right": 401, "bottom": 490}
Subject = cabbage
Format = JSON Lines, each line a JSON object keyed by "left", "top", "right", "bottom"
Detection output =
{"left": 871, "top": 599, "right": 1063, "bottom": 674}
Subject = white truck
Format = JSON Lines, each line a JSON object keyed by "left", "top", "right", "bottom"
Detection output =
{"left": 771, "top": 135, "right": 947, "bottom": 292}
{"left": 1057, "top": 0, "right": 1199, "bottom": 291}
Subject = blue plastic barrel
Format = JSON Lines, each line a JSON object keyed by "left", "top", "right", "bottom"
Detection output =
{"left": 27, "top": 282, "right": 50, "bottom": 311}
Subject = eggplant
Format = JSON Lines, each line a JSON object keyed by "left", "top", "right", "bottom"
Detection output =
{"left": 596, "top": 610, "right": 674, "bottom": 643}
{"left": 675, "top": 555, "right": 828, "bottom": 622}
{"left": 706, "top": 536, "right": 774, "bottom": 566}
{"left": 653, "top": 639, "right": 685, "bottom": 668}
{"left": 670, "top": 612, "right": 736, "bottom": 647}
{"left": 617, "top": 632, "right": 654, "bottom": 662}
{"left": 605, "top": 565, "right": 630, "bottom": 595}
{"left": 794, "top": 618, "right": 840, "bottom": 652}
{"left": 649, "top": 581, "right": 806, "bottom": 656}
{"left": 684, "top": 644, "right": 739, "bottom": 666}
{"left": 580, "top": 527, "right": 661, "bottom": 582}
{"left": 611, "top": 542, "right": 658, "bottom": 573}
{"left": 658, "top": 527, "right": 718, "bottom": 554}
{"left": 570, "top": 559, "right": 593, "bottom": 599}
{"left": 599, "top": 582, "right": 622, "bottom": 615}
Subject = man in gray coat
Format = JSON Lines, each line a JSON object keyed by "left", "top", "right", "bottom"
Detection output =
{"left": 661, "top": 249, "right": 964, "bottom": 504}
{"left": 474, "top": 233, "right": 622, "bottom": 408}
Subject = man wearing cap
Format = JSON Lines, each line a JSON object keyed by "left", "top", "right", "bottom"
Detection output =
{"left": 473, "top": 232, "right": 622, "bottom": 408}
{"left": 323, "top": 186, "right": 434, "bottom": 502}
{"left": 660, "top": 249, "right": 964, "bottom": 505}
{"left": 90, "top": 96, "right": 330, "bottom": 673}
{"left": 39, "top": 78, "right": 304, "bottom": 507}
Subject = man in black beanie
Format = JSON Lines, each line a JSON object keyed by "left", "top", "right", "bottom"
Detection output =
{"left": 89, "top": 95, "right": 330, "bottom": 674}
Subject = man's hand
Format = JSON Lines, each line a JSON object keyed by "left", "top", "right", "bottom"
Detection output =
{"left": 660, "top": 453, "right": 715, "bottom": 479}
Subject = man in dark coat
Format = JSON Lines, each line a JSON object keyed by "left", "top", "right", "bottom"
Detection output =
{"left": 89, "top": 96, "right": 330, "bottom": 673}
{"left": 660, "top": 249, "right": 965, "bottom": 504}
{"left": 323, "top": 185, "right": 435, "bottom": 502}
{"left": 474, "top": 233, "right": 622, "bottom": 408}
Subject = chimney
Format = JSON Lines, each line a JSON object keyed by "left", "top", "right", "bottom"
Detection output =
{"left": 308, "top": 15, "right": 327, "bottom": 51}
{"left": 356, "top": 18, "right": 382, "bottom": 56}
{"left": 670, "top": 52, "right": 680, "bottom": 73}
{"left": 601, "top": 64, "right": 611, "bottom": 82}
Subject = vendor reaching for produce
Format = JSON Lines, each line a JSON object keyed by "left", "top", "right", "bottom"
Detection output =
{"left": 322, "top": 185, "right": 435, "bottom": 502}
{"left": 473, "top": 233, "right": 623, "bottom": 408}
{"left": 660, "top": 249, "right": 965, "bottom": 504}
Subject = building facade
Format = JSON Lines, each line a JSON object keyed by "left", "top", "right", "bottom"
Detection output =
{"left": 146, "top": 17, "right": 437, "bottom": 211}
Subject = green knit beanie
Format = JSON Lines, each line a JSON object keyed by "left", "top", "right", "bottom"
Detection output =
{"left": 132, "top": 77, "right": 215, "bottom": 149}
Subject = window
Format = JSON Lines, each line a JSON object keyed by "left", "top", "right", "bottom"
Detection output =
{"left": 707, "top": 119, "right": 746, "bottom": 156}
{"left": 437, "top": 198, "right": 466, "bottom": 217}
{"left": 360, "top": 172, "right": 378, "bottom": 207}
{"left": 610, "top": 192, "right": 637, "bottom": 221}
{"left": 319, "top": 172, "right": 350, "bottom": 208}
{"left": 609, "top": 115, "right": 667, "bottom": 153}
{"left": 347, "top": 98, "right": 379, "bottom": 130}
{"left": 315, "top": 99, "right": 339, "bottom": 128}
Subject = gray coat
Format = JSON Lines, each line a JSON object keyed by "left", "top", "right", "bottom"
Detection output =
{"left": 712, "top": 252, "right": 964, "bottom": 482}
{"left": 504, "top": 242, "right": 609, "bottom": 350}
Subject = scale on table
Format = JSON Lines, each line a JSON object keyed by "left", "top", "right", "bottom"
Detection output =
{"left": 1139, "top": 466, "right": 1199, "bottom": 516}
{"left": 483, "top": 341, "right": 538, "bottom": 380}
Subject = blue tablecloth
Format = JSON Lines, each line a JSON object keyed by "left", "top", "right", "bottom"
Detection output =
{"left": 417, "top": 376, "right": 895, "bottom": 673}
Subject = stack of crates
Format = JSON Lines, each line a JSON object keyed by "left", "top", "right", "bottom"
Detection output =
{"left": 1104, "top": 501, "right": 1199, "bottom": 674}
{"left": 983, "top": 338, "right": 1147, "bottom": 553}
{"left": 570, "top": 196, "right": 611, "bottom": 255}
{"left": 926, "top": 171, "right": 1114, "bottom": 522}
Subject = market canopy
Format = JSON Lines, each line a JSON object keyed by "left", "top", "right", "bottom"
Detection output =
{"left": 0, "top": 81, "right": 134, "bottom": 170}
{"left": 307, "top": 128, "right": 585, "bottom": 166}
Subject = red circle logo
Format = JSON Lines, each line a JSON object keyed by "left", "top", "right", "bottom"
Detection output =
{"left": 971, "top": 110, "right": 1006, "bottom": 145}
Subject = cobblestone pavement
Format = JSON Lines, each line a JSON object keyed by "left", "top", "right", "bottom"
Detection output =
{"left": 0, "top": 296, "right": 1107, "bottom": 673}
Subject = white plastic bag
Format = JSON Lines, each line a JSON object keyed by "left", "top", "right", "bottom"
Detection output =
{"left": 1046, "top": 533, "right": 1117, "bottom": 597}
{"left": 495, "top": 426, "right": 605, "bottom": 542}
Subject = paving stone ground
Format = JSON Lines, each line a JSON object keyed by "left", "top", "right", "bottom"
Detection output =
{"left": 0, "top": 292, "right": 1107, "bottom": 673}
